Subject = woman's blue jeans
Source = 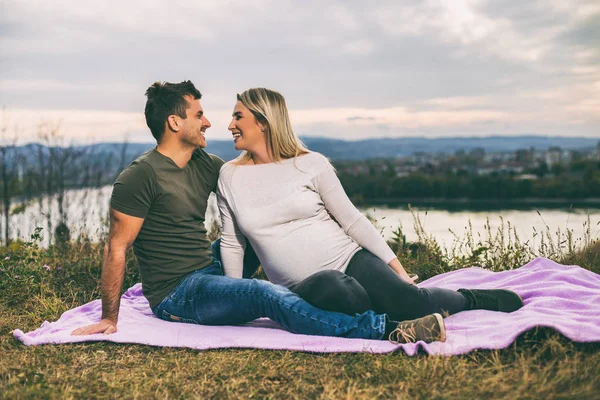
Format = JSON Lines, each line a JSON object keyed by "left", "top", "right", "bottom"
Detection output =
{"left": 151, "top": 240, "right": 386, "bottom": 339}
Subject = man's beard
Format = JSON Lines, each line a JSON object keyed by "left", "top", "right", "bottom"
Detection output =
{"left": 182, "top": 130, "right": 206, "bottom": 148}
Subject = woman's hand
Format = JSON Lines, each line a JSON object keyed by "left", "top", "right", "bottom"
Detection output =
{"left": 388, "top": 258, "right": 418, "bottom": 286}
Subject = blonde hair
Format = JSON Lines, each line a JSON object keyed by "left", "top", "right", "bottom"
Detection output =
{"left": 235, "top": 88, "right": 309, "bottom": 164}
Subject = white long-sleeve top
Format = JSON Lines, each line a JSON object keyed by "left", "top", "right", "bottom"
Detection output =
{"left": 217, "top": 152, "right": 396, "bottom": 288}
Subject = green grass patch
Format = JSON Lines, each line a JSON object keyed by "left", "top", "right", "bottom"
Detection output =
{"left": 1, "top": 214, "right": 599, "bottom": 398}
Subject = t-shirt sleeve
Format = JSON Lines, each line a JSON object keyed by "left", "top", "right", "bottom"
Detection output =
{"left": 312, "top": 155, "right": 396, "bottom": 264}
{"left": 110, "top": 161, "right": 157, "bottom": 218}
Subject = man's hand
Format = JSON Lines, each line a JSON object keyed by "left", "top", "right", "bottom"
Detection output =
{"left": 72, "top": 319, "right": 117, "bottom": 336}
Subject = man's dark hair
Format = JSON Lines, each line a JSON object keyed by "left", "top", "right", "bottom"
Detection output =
{"left": 144, "top": 80, "right": 202, "bottom": 142}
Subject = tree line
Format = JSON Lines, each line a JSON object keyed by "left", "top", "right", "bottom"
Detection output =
{"left": 0, "top": 120, "right": 129, "bottom": 246}
{"left": 337, "top": 159, "right": 600, "bottom": 204}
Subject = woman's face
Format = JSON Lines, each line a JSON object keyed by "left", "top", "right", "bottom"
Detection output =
{"left": 228, "top": 101, "right": 265, "bottom": 152}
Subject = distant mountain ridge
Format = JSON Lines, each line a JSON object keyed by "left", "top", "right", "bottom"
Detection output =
{"left": 93, "top": 135, "right": 600, "bottom": 162}
{"left": 298, "top": 136, "right": 598, "bottom": 160}
{"left": 12, "top": 135, "right": 599, "bottom": 164}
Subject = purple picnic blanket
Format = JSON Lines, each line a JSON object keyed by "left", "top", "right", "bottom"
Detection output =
{"left": 13, "top": 257, "right": 600, "bottom": 355}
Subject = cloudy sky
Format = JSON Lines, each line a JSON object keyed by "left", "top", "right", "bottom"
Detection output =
{"left": 0, "top": 0, "right": 599, "bottom": 144}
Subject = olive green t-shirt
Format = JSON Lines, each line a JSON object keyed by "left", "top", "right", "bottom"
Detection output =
{"left": 111, "top": 148, "right": 224, "bottom": 307}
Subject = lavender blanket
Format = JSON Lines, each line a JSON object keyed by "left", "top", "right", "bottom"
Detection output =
{"left": 13, "top": 258, "right": 600, "bottom": 355}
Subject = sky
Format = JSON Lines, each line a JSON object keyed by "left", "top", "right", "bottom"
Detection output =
{"left": 0, "top": 0, "right": 599, "bottom": 144}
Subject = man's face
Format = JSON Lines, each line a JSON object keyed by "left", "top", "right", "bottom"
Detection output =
{"left": 179, "top": 95, "right": 211, "bottom": 148}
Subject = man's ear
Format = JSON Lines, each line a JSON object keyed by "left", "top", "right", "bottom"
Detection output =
{"left": 167, "top": 115, "right": 180, "bottom": 132}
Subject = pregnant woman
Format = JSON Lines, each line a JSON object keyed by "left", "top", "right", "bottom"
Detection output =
{"left": 217, "top": 88, "right": 523, "bottom": 342}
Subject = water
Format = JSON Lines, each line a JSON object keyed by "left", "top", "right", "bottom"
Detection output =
{"left": 2, "top": 186, "right": 599, "bottom": 250}
{"left": 360, "top": 205, "right": 600, "bottom": 250}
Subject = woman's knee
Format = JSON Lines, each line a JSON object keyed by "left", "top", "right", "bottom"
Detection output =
{"left": 292, "top": 270, "right": 372, "bottom": 315}
{"left": 293, "top": 270, "right": 353, "bottom": 295}
{"left": 309, "top": 270, "right": 348, "bottom": 285}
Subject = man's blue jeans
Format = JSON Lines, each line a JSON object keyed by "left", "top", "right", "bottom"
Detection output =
{"left": 151, "top": 240, "right": 386, "bottom": 339}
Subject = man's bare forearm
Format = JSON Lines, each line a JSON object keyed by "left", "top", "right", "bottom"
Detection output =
{"left": 72, "top": 209, "right": 141, "bottom": 336}
{"left": 100, "top": 243, "right": 127, "bottom": 323}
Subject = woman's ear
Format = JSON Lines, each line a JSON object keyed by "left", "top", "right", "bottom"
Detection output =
{"left": 258, "top": 121, "right": 269, "bottom": 133}
{"left": 167, "top": 115, "right": 180, "bottom": 132}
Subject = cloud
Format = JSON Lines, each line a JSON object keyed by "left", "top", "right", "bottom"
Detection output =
{"left": 420, "top": 96, "right": 492, "bottom": 109}
{"left": 293, "top": 106, "right": 511, "bottom": 129}
{"left": 347, "top": 116, "right": 377, "bottom": 122}
{"left": 0, "top": 0, "right": 598, "bottom": 141}
{"left": 0, "top": 79, "right": 138, "bottom": 93}
{"left": 1, "top": 108, "right": 148, "bottom": 144}
{"left": 0, "top": 0, "right": 265, "bottom": 51}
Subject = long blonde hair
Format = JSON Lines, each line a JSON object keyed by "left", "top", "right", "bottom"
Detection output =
{"left": 235, "top": 88, "right": 309, "bottom": 164}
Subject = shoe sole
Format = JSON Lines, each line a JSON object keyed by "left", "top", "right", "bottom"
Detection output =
{"left": 432, "top": 313, "right": 447, "bottom": 342}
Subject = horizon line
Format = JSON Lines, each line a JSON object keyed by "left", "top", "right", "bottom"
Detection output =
{"left": 7, "top": 134, "right": 599, "bottom": 148}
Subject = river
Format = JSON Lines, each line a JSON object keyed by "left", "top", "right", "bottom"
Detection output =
{"left": 359, "top": 205, "right": 599, "bottom": 250}
{"left": 2, "top": 186, "right": 599, "bottom": 250}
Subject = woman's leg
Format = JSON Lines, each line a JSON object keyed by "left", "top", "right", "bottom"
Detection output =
{"left": 290, "top": 270, "right": 373, "bottom": 315}
{"left": 345, "top": 250, "right": 468, "bottom": 321}
{"left": 213, "top": 238, "right": 372, "bottom": 315}
{"left": 153, "top": 261, "right": 387, "bottom": 339}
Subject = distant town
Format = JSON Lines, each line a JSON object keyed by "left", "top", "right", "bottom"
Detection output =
{"left": 1, "top": 138, "right": 599, "bottom": 219}
{"left": 334, "top": 142, "right": 600, "bottom": 205}
{"left": 337, "top": 142, "right": 600, "bottom": 180}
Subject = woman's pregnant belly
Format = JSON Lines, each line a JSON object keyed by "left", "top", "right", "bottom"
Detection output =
{"left": 249, "top": 218, "right": 361, "bottom": 288}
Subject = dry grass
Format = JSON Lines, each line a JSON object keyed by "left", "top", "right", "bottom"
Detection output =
{"left": 1, "top": 330, "right": 599, "bottom": 399}
{"left": 1, "top": 215, "right": 599, "bottom": 399}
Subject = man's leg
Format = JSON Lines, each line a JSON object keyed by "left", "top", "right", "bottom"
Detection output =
{"left": 154, "top": 262, "right": 386, "bottom": 339}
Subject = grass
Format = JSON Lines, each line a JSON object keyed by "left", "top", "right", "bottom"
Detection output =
{"left": 1, "top": 214, "right": 599, "bottom": 399}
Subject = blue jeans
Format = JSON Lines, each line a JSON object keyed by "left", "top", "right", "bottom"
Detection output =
{"left": 151, "top": 240, "right": 386, "bottom": 339}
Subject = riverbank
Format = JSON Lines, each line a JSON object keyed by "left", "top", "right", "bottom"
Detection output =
{"left": 357, "top": 197, "right": 600, "bottom": 211}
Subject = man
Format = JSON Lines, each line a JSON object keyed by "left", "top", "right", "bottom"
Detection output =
{"left": 72, "top": 80, "right": 445, "bottom": 344}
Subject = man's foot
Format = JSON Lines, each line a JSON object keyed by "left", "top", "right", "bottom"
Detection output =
{"left": 458, "top": 288, "right": 523, "bottom": 313}
{"left": 388, "top": 313, "right": 446, "bottom": 344}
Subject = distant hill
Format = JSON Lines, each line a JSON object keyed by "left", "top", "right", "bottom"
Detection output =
{"left": 90, "top": 136, "right": 598, "bottom": 161}
{"left": 299, "top": 136, "right": 599, "bottom": 160}
{"left": 10, "top": 136, "right": 599, "bottom": 166}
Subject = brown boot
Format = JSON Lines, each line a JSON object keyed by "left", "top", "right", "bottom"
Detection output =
{"left": 388, "top": 313, "right": 446, "bottom": 344}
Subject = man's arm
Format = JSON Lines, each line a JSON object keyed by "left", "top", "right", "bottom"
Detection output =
{"left": 72, "top": 209, "right": 144, "bottom": 335}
